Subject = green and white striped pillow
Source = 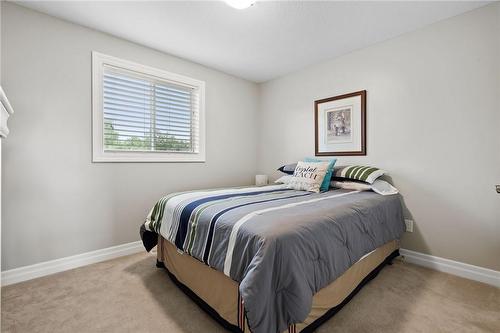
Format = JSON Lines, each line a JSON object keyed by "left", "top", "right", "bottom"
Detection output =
{"left": 333, "top": 165, "right": 386, "bottom": 184}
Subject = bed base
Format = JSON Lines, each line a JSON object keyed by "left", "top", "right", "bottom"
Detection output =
{"left": 156, "top": 247, "right": 399, "bottom": 333}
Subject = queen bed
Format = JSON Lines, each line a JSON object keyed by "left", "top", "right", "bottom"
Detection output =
{"left": 140, "top": 184, "right": 405, "bottom": 333}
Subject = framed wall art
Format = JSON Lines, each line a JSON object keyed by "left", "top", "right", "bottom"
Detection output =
{"left": 314, "top": 90, "right": 366, "bottom": 156}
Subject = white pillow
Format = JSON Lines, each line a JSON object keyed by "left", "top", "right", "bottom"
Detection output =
{"left": 371, "top": 179, "right": 399, "bottom": 195}
{"left": 330, "top": 180, "right": 372, "bottom": 191}
{"left": 287, "top": 161, "right": 330, "bottom": 193}
{"left": 331, "top": 179, "right": 398, "bottom": 196}
{"left": 275, "top": 175, "right": 293, "bottom": 184}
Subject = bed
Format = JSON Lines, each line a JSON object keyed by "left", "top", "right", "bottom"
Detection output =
{"left": 140, "top": 184, "right": 405, "bottom": 333}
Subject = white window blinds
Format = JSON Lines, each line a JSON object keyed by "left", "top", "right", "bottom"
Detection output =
{"left": 92, "top": 52, "right": 205, "bottom": 162}
{"left": 102, "top": 65, "right": 199, "bottom": 153}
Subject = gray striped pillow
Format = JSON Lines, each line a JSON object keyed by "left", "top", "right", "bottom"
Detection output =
{"left": 333, "top": 165, "right": 386, "bottom": 184}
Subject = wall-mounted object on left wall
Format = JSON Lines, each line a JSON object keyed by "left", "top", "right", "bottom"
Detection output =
{"left": 315, "top": 90, "right": 366, "bottom": 156}
{"left": 0, "top": 86, "right": 14, "bottom": 138}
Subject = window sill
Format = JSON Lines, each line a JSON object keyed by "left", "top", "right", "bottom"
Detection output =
{"left": 92, "top": 151, "right": 206, "bottom": 163}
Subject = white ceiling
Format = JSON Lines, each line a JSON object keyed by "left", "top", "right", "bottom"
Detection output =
{"left": 14, "top": 1, "right": 490, "bottom": 82}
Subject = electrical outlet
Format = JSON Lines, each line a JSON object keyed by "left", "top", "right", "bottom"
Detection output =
{"left": 405, "top": 219, "right": 414, "bottom": 233}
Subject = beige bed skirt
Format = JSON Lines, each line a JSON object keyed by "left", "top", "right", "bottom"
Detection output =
{"left": 157, "top": 237, "right": 399, "bottom": 333}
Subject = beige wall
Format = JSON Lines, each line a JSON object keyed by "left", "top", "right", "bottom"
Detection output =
{"left": 258, "top": 3, "right": 500, "bottom": 270}
{"left": 1, "top": 3, "right": 259, "bottom": 270}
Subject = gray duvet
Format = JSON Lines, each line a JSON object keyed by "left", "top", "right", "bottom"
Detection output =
{"left": 141, "top": 185, "right": 405, "bottom": 333}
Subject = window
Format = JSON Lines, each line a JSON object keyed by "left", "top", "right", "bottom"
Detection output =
{"left": 92, "top": 52, "right": 205, "bottom": 162}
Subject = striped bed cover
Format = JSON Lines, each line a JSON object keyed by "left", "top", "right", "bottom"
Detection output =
{"left": 140, "top": 184, "right": 405, "bottom": 333}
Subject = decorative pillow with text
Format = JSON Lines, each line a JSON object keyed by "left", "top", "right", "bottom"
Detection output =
{"left": 287, "top": 161, "right": 330, "bottom": 193}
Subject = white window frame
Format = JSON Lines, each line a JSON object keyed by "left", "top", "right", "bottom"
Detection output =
{"left": 92, "top": 52, "right": 206, "bottom": 162}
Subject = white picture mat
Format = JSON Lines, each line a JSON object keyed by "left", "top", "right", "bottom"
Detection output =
{"left": 325, "top": 105, "right": 353, "bottom": 144}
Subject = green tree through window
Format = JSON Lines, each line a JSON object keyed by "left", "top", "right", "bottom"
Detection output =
{"left": 104, "top": 122, "right": 190, "bottom": 152}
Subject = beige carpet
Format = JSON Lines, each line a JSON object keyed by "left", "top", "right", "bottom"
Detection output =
{"left": 2, "top": 252, "right": 499, "bottom": 333}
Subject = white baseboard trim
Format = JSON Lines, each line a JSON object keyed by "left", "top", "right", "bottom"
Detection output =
{"left": 1, "top": 241, "right": 144, "bottom": 286}
{"left": 2, "top": 243, "right": 498, "bottom": 288}
{"left": 400, "top": 248, "right": 500, "bottom": 288}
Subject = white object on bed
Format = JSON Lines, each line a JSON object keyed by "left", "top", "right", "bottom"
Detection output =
{"left": 371, "top": 179, "right": 398, "bottom": 195}
{"left": 331, "top": 179, "right": 398, "bottom": 196}
{"left": 330, "top": 180, "right": 372, "bottom": 191}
